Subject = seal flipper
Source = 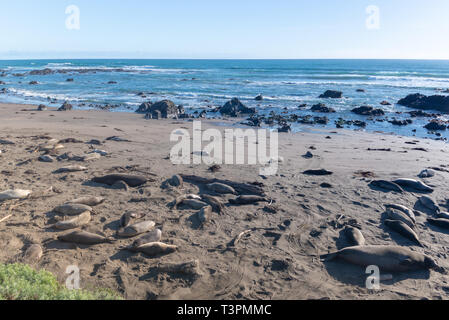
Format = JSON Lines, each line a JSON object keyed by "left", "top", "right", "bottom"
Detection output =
{"left": 320, "top": 252, "right": 338, "bottom": 262}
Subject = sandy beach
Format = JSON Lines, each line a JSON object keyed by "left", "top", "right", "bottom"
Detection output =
{"left": 1, "top": 102, "right": 449, "bottom": 300}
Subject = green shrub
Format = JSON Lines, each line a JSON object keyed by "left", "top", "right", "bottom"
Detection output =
{"left": 0, "top": 263, "right": 122, "bottom": 300}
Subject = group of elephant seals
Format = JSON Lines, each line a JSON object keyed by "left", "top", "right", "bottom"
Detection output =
{"left": 393, "top": 179, "right": 433, "bottom": 193}
{"left": 369, "top": 180, "right": 404, "bottom": 193}
{"left": 384, "top": 220, "right": 423, "bottom": 247}
{"left": 385, "top": 208, "right": 415, "bottom": 229}
{"left": 53, "top": 211, "right": 92, "bottom": 230}
{"left": 92, "top": 174, "right": 147, "bottom": 187}
{"left": 344, "top": 226, "right": 366, "bottom": 246}
{"left": 321, "top": 245, "right": 444, "bottom": 273}
{"left": 58, "top": 230, "right": 114, "bottom": 245}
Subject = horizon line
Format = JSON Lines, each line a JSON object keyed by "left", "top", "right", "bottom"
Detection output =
{"left": 1, "top": 57, "right": 449, "bottom": 61}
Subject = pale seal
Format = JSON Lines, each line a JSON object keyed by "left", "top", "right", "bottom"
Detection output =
{"left": 0, "top": 189, "right": 31, "bottom": 201}
{"left": 321, "top": 245, "right": 444, "bottom": 273}
{"left": 131, "top": 242, "right": 178, "bottom": 257}
{"left": 118, "top": 220, "right": 156, "bottom": 237}
{"left": 131, "top": 229, "right": 162, "bottom": 248}
{"left": 53, "top": 203, "right": 92, "bottom": 216}
{"left": 393, "top": 179, "right": 433, "bottom": 193}
{"left": 53, "top": 211, "right": 91, "bottom": 230}
{"left": 68, "top": 196, "right": 105, "bottom": 207}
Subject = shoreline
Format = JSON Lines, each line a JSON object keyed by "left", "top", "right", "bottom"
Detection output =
{"left": 1, "top": 102, "right": 449, "bottom": 300}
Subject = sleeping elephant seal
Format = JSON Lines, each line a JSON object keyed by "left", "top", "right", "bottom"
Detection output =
{"left": 384, "top": 220, "right": 423, "bottom": 247}
{"left": 58, "top": 230, "right": 114, "bottom": 245}
{"left": 92, "top": 174, "right": 147, "bottom": 187}
{"left": 393, "top": 179, "right": 433, "bottom": 193}
{"left": 321, "top": 245, "right": 444, "bottom": 273}
{"left": 344, "top": 226, "right": 365, "bottom": 246}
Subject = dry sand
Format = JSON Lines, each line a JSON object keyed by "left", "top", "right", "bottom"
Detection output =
{"left": 1, "top": 102, "right": 449, "bottom": 300}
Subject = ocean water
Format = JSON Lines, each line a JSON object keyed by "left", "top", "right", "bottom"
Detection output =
{"left": 1, "top": 59, "right": 449, "bottom": 139}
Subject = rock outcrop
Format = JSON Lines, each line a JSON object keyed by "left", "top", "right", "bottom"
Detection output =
{"left": 219, "top": 98, "right": 256, "bottom": 117}
{"left": 398, "top": 93, "right": 449, "bottom": 113}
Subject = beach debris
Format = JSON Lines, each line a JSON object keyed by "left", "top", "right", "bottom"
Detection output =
{"left": 54, "top": 165, "right": 88, "bottom": 173}
{"left": 418, "top": 169, "right": 436, "bottom": 178}
{"left": 67, "top": 196, "right": 105, "bottom": 207}
{"left": 131, "top": 229, "right": 162, "bottom": 248}
{"left": 393, "top": 179, "right": 433, "bottom": 193}
{"left": 208, "top": 165, "right": 221, "bottom": 172}
{"left": 53, "top": 203, "right": 92, "bottom": 216}
{"left": 0, "top": 139, "right": 15, "bottom": 145}
{"left": 53, "top": 211, "right": 91, "bottom": 230}
{"left": 106, "top": 136, "right": 130, "bottom": 142}
{"left": 344, "top": 226, "right": 365, "bottom": 246}
{"left": 418, "top": 196, "right": 440, "bottom": 213}
{"left": 130, "top": 242, "right": 178, "bottom": 257}
{"left": 229, "top": 195, "right": 269, "bottom": 205}
{"left": 302, "top": 151, "right": 314, "bottom": 159}
{"left": 206, "top": 182, "right": 236, "bottom": 195}
{"left": 22, "top": 244, "right": 43, "bottom": 263}
{"left": 92, "top": 174, "right": 147, "bottom": 187}
{"left": 118, "top": 220, "right": 156, "bottom": 238}
{"left": 0, "top": 189, "right": 32, "bottom": 201}
{"left": 321, "top": 245, "right": 443, "bottom": 273}
{"left": 58, "top": 230, "right": 114, "bottom": 245}
{"left": 384, "top": 220, "right": 423, "bottom": 247}
{"left": 369, "top": 180, "right": 404, "bottom": 193}
{"left": 0, "top": 214, "right": 12, "bottom": 224}
{"left": 120, "top": 212, "right": 146, "bottom": 228}
{"left": 303, "top": 169, "right": 333, "bottom": 176}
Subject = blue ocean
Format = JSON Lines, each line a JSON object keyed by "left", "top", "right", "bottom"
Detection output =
{"left": 1, "top": 59, "right": 449, "bottom": 139}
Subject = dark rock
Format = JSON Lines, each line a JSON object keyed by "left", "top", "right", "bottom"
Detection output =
{"left": 408, "top": 110, "right": 434, "bottom": 117}
{"left": 398, "top": 93, "right": 449, "bottom": 113}
{"left": 389, "top": 119, "right": 412, "bottom": 126}
{"left": 380, "top": 101, "right": 392, "bottom": 106}
{"left": 311, "top": 103, "right": 336, "bottom": 113}
{"left": 255, "top": 94, "right": 263, "bottom": 101}
{"left": 136, "top": 101, "right": 153, "bottom": 113}
{"left": 37, "top": 104, "right": 47, "bottom": 111}
{"left": 66, "top": 78, "right": 74, "bottom": 82}
{"left": 351, "top": 106, "right": 385, "bottom": 116}
{"left": 319, "top": 90, "right": 343, "bottom": 99}
{"left": 145, "top": 100, "right": 179, "bottom": 119}
{"left": 107, "top": 81, "right": 117, "bottom": 84}
{"left": 219, "top": 98, "right": 256, "bottom": 117}
{"left": 424, "top": 120, "right": 447, "bottom": 131}
{"left": 303, "top": 169, "right": 333, "bottom": 176}
{"left": 278, "top": 124, "right": 291, "bottom": 133}
{"left": 29, "top": 81, "right": 39, "bottom": 85}
{"left": 0, "top": 88, "right": 7, "bottom": 94}
{"left": 29, "top": 68, "right": 53, "bottom": 75}
{"left": 356, "top": 89, "right": 366, "bottom": 92}
{"left": 314, "top": 116, "right": 329, "bottom": 124}
{"left": 58, "top": 102, "right": 72, "bottom": 111}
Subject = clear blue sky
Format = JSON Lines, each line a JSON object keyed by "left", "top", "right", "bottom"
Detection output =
{"left": 1, "top": 0, "right": 448, "bottom": 59}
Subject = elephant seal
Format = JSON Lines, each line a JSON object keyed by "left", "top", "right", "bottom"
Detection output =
{"left": 197, "top": 206, "right": 212, "bottom": 225}
{"left": 419, "top": 196, "right": 440, "bottom": 213}
{"left": 54, "top": 165, "right": 87, "bottom": 173}
{"left": 58, "top": 230, "right": 114, "bottom": 245}
{"left": 92, "top": 174, "right": 147, "bottom": 187}
{"left": 22, "top": 244, "right": 43, "bottom": 263}
{"left": 68, "top": 196, "right": 105, "bottom": 207}
{"left": 369, "top": 180, "right": 404, "bottom": 193}
{"left": 0, "top": 189, "right": 31, "bottom": 201}
{"left": 118, "top": 220, "right": 155, "bottom": 237}
{"left": 169, "top": 175, "right": 183, "bottom": 187}
{"left": 229, "top": 195, "right": 269, "bottom": 205}
{"left": 321, "top": 245, "right": 444, "bottom": 273}
{"left": 131, "top": 242, "right": 178, "bottom": 257}
{"left": 171, "top": 194, "right": 202, "bottom": 209}
{"left": 393, "top": 179, "right": 433, "bottom": 193}
{"left": 428, "top": 218, "right": 449, "bottom": 229}
{"left": 181, "top": 199, "right": 208, "bottom": 210}
{"left": 120, "top": 212, "right": 146, "bottom": 228}
{"left": 53, "top": 211, "right": 91, "bottom": 230}
{"left": 131, "top": 229, "right": 162, "bottom": 248}
{"left": 384, "top": 220, "right": 423, "bottom": 247}
{"left": 206, "top": 183, "right": 236, "bottom": 195}
{"left": 54, "top": 203, "right": 92, "bottom": 216}
{"left": 201, "top": 194, "right": 225, "bottom": 214}
{"left": 437, "top": 212, "right": 449, "bottom": 220}
{"left": 344, "top": 226, "right": 365, "bottom": 246}
{"left": 385, "top": 208, "right": 415, "bottom": 228}
{"left": 385, "top": 204, "right": 416, "bottom": 224}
